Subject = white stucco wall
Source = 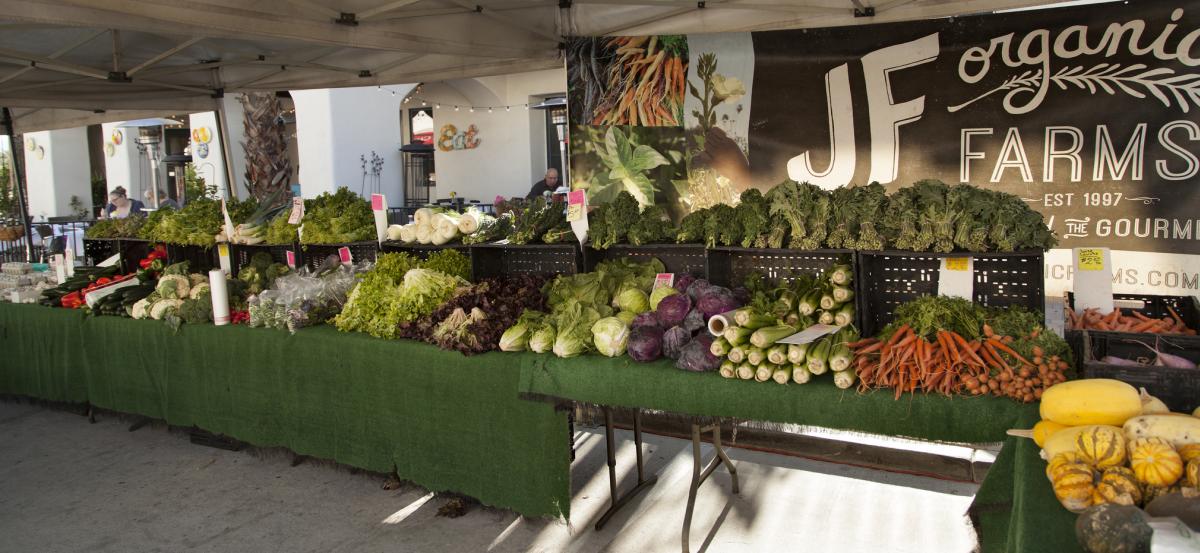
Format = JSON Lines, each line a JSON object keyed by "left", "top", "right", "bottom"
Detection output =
{"left": 188, "top": 111, "right": 229, "bottom": 198}
{"left": 291, "top": 84, "right": 413, "bottom": 205}
{"left": 23, "top": 128, "right": 91, "bottom": 220}
{"left": 425, "top": 69, "right": 566, "bottom": 203}
{"left": 100, "top": 122, "right": 145, "bottom": 200}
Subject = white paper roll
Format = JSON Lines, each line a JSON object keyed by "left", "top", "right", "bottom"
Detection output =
{"left": 209, "top": 269, "right": 230, "bottom": 326}
{"left": 707, "top": 311, "right": 736, "bottom": 337}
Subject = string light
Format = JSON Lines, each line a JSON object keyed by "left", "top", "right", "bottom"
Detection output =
{"left": 488, "top": 107, "right": 493, "bottom": 113}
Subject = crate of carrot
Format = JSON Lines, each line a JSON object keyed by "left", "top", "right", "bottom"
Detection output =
{"left": 1064, "top": 292, "right": 1198, "bottom": 335}
{"left": 849, "top": 296, "right": 1073, "bottom": 403}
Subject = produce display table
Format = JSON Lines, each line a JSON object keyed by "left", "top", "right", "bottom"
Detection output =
{"left": 517, "top": 354, "right": 1063, "bottom": 552}
{"left": 0, "top": 303, "right": 570, "bottom": 519}
{"left": 970, "top": 410, "right": 1081, "bottom": 553}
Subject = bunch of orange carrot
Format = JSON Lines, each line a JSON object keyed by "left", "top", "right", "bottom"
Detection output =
{"left": 1066, "top": 306, "right": 1195, "bottom": 335}
{"left": 591, "top": 36, "right": 687, "bottom": 126}
{"left": 849, "top": 324, "right": 1069, "bottom": 402}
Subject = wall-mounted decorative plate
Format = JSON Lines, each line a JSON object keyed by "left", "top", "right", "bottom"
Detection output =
{"left": 35, "top": 146, "right": 45, "bottom": 160}
{"left": 111, "top": 129, "right": 123, "bottom": 145}
{"left": 196, "top": 142, "right": 209, "bottom": 159}
{"left": 25, "top": 137, "right": 36, "bottom": 151}
{"left": 105, "top": 143, "right": 116, "bottom": 158}
{"left": 191, "top": 127, "right": 212, "bottom": 144}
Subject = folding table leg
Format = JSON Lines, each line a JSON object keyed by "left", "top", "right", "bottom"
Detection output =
{"left": 594, "top": 406, "right": 658, "bottom": 530}
{"left": 682, "top": 423, "right": 739, "bottom": 553}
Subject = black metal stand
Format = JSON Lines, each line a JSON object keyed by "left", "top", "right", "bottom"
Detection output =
{"left": 682, "top": 423, "right": 739, "bottom": 553}
{"left": 594, "top": 406, "right": 657, "bottom": 530}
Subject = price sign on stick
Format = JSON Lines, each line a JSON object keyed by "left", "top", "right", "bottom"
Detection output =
{"left": 217, "top": 243, "right": 231, "bottom": 275}
{"left": 285, "top": 251, "right": 296, "bottom": 269}
{"left": 567, "top": 190, "right": 589, "bottom": 245}
{"left": 1073, "top": 247, "right": 1114, "bottom": 312}
{"left": 287, "top": 197, "right": 304, "bottom": 225}
{"left": 371, "top": 193, "right": 388, "bottom": 244}
{"left": 938, "top": 256, "right": 974, "bottom": 300}
{"left": 220, "top": 198, "right": 235, "bottom": 240}
{"left": 338, "top": 246, "right": 353, "bottom": 267}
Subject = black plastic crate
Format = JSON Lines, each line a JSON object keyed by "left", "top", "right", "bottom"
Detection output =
{"left": 82, "top": 238, "right": 118, "bottom": 264}
{"left": 706, "top": 247, "right": 854, "bottom": 288}
{"left": 470, "top": 243, "right": 581, "bottom": 280}
{"left": 300, "top": 240, "right": 379, "bottom": 272}
{"left": 1064, "top": 292, "right": 1200, "bottom": 368}
{"left": 228, "top": 243, "right": 300, "bottom": 277}
{"left": 165, "top": 243, "right": 216, "bottom": 273}
{"left": 380, "top": 241, "right": 471, "bottom": 259}
{"left": 115, "top": 238, "right": 153, "bottom": 274}
{"left": 1083, "top": 331, "right": 1200, "bottom": 412}
{"left": 856, "top": 250, "right": 1045, "bottom": 336}
{"left": 583, "top": 244, "right": 707, "bottom": 277}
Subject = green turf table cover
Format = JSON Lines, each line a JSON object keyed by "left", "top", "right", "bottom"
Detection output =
{"left": 0, "top": 303, "right": 570, "bottom": 519}
{"left": 970, "top": 409, "right": 1082, "bottom": 553}
{"left": 518, "top": 353, "right": 1038, "bottom": 444}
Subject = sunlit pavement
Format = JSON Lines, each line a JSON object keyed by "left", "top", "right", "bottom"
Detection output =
{"left": 0, "top": 400, "right": 980, "bottom": 553}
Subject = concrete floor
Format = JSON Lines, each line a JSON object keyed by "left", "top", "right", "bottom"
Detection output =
{"left": 0, "top": 400, "right": 982, "bottom": 553}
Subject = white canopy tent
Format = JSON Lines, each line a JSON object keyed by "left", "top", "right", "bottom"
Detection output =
{"left": 0, "top": 0, "right": 1083, "bottom": 132}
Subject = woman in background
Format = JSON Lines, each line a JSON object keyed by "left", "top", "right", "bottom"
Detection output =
{"left": 104, "top": 186, "right": 145, "bottom": 219}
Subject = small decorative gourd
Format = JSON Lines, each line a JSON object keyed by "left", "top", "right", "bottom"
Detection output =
{"left": 1094, "top": 467, "right": 1142, "bottom": 507}
{"left": 1076, "top": 425, "right": 1127, "bottom": 468}
{"left": 1187, "top": 458, "right": 1199, "bottom": 488}
{"left": 1047, "top": 452, "right": 1087, "bottom": 480}
{"left": 1128, "top": 437, "right": 1184, "bottom": 487}
{"left": 1178, "top": 443, "right": 1200, "bottom": 464}
{"left": 1053, "top": 463, "right": 1097, "bottom": 512}
{"left": 1142, "top": 484, "right": 1181, "bottom": 505}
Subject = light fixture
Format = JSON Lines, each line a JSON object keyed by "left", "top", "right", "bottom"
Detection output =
{"left": 506, "top": 106, "right": 510, "bottom": 112}
{"left": 469, "top": 107, "right": 474, "bottom": 113}
{"left": 488, "top": 107, "right": 493, "bottom": 113}
{"left": 436, "top": 104, "right": 441, "bottom": 109}
{"left": 455, "top": 105, "right": 459, "bottom": 111}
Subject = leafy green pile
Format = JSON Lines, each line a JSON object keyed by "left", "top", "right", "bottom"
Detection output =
{"left": 674, "top": 179, "right": 1056, "bottom": 252}
{"left": 462, "top": 212, "right": 513, "bottom": 244}
{"left": 137, "top": 206, "right": 175, "bottom": 240}
{"left": 509, "top": 196, "right": 567, "bottom": 245}
{"left": 421, "top": 249, "right": 471, "bottom": 281}
{"left": 145, "top": 197, "right": 257, "bottom": 246}
{"left": 85, "top": 217, "right": 145, "bottom": 239}
{"left": 500, "top": 257, "right": 665, "bottom": 357}
{"left": 298, "top": 188, "right": 375, "bottom": 245}
{"left": 588, "top": 191, "right": 676, "bottom": 248}
{"left": 333, "top": 253, "right": 466, "bottom": 339}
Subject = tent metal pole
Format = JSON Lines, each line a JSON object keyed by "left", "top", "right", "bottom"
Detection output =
{"left": 1, "top": 107, "right": 36, "bottom": 262}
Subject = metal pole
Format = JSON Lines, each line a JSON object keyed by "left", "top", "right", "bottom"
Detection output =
{"left": 214, "top": 100, "right": 237, "bottom": 200}
{"left": 1, "top": 107, "right": 35, "bottom": 262}
{"left": 148, "top": 140, "right": 161, "bottom": 209}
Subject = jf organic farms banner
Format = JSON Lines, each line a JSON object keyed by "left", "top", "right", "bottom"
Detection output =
{"left": 566, "top": 0, "right": 1200, "bottom": 294}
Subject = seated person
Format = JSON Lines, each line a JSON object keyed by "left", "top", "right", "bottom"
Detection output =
{"left": 525, "top": 168, "right": 560, "bottom": 199}
{"left": 144, "top": 188, "right": 180, "bottom": 210}
{"left": 104, "top": 186, "right": 145, "bottom": 219}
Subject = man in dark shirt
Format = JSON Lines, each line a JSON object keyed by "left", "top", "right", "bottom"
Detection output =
{"left": 526, "top": 168, "right": 559, "bottom": 199}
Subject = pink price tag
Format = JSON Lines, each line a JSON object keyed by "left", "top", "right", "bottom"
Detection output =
{"left": 371, "top": 194, "right": 385, "bottom": 211}
{"left": 287, "top": 197, "right": 304, "bottom": 225}
{"left": 338, "top": 246, "right": 353, "bottom": 265}
{"left": 285, "top": 250, "right": 296, "bottom": 269}
{"left": 653, "top": 273, "right": 675, "bottom": 290}
{"left": 567, "top": 189, "right": 585, "bottom": 206}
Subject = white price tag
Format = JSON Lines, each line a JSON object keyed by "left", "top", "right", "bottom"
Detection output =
{"left": 371, "top": 193, "right": 388, "bottom": 244}
{"left": 1072, "top": 247, "right": 1115, "bottom": 313}
{"left": 220, "top": 198, "right": 235, "bottom": 240}
{"left": 652, "top": 273, "right": 674, "bottom": 291}
{"left": 568, "top": 190, "right": 588, "bottom": 245}
{"left": 288, "top": 197, "right": 304, "bottom": 225}
{"left": 97, "top": 253, "right": 120, "bottom": 268}
{"left": 778, "top": 324, "right": 843, "bottom": 345}
{"left": 217, "top": 243, "right": 231, "bottom": 276}
{"left": 938, "top": 256, "right": 974, "bottom": 300}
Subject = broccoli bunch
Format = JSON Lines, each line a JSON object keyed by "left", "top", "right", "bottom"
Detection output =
{"left": 588, "top": 191, "right": 640, "bottom": 249}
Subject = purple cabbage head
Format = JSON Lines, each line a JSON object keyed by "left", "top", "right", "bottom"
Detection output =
{"left": 676, "top": 334, "right": 721, "bottom": 372}
{"left": 674, "top": 274, "right": 697, "bottom": 294}
{"left": 631, "top": 312, "right": 661, "bottom": 331}
{"left": 662, "top": 326, "right": 691, "bottom": 360}
{"left": 685, "top": 278, "right": 712, "bottom": 300}
{"left": 682, "top": 309, "right": 705, "bottom": 333}
{"left": 627, "top": 326, "right": 663, "bottom": 362}
{"left": 697, "top": 286, "right": 741, "bottom": 318}
{"left": 655, "top": 293, "right": 692, "bottom": 328}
